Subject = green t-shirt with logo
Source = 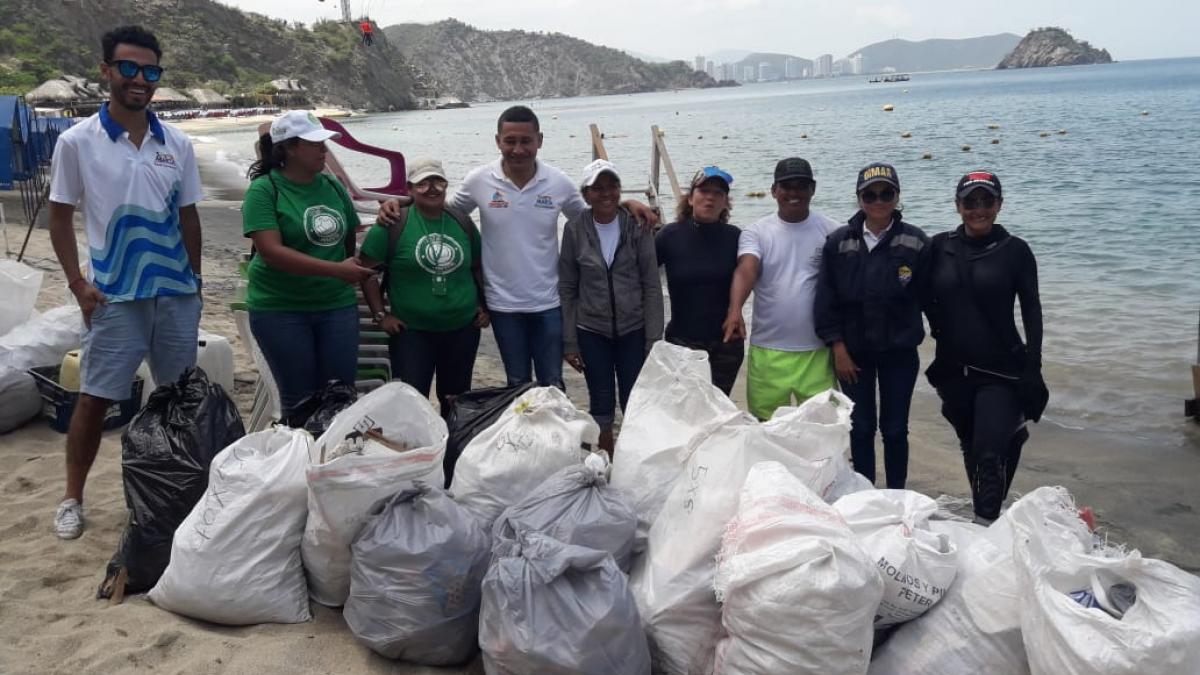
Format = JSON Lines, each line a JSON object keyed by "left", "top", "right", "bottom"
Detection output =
{"left": 242, "top": 170, "right": 359, "bottom": 312}
{"left": 360, "top": 209, "right": 480, "bottom": 331}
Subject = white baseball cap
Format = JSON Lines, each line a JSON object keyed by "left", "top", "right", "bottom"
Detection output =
{"left": 408, "top": 158, "right": 447, "bottom": 184}
{"left": 579, "top": 159, "right": 621, "bottom": 188}
{"left": 270, "top": 110, "right": 340, "bottom": 143}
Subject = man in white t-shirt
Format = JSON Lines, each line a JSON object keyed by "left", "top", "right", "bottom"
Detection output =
{"left": 723, "top": 157, "right": 838, "bottom": 419}
{"left": 46, "top": 26, "right": 204, "bottom": 539}
{"left": 379, "top": 105, "right": 657, "bottom": 389}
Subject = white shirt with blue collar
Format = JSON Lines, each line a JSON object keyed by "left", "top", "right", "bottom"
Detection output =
{"left": 49, "top": 103, "right": 203, "bottom": 302}
{"left": 449, "top": 157, "right": 586, "bottom": 313}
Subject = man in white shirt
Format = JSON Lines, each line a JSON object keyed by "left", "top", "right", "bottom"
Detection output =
{"left": 379, "top": 105, "right": 656, "bottom": 388}
{"left": 47, "top": 25, "right": 204, "bottom": 539}
{"left": 723, "top": 157, "right": 838, "bottom": 419}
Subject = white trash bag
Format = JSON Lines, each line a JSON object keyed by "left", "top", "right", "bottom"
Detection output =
{"left": 1011, "top": 495, "right": 1200, "bottom": 675}
{"left": 0, "top": 305, "right": 83, "bottom": 371}
{"left": 609, "top": 341, "right": 738, "bottom": 545}
{"left": 0, "top": 260, "right": 42, "bottom": 337}
{"left": 450, "top": 386, "right": 598, "bottom": 527}
{"left": 834, "top": 489, "right": 958, "bottom": 628}
{"left": 302, "top": 382, "right": 448, "bottom": 607}
{"left": 149, "top": 427, "right": 313, "bottom": 625}
{"left": 345, "top": 487, "right": 490, "bottom": 665}
{"left": 479, "top": 531, "right": 651, "bottom": 675}
{"left": 869, "top": 486, "right": 1092, "bottom": 675}
{"left": 713, "top": 461, "right": 883, "bottom": 675}
{"left": 630, "top": 407, "right": 841, "bottom": 675}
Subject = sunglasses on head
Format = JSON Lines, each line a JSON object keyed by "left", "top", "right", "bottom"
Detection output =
{"left": 859, "top": 187, "right": 896, "bottom": 204}
{"left": 961, "top": 193, "right": 998, "bottom": 210}
{"left": 109, "top": 59, "right": 164, "bottom": 82}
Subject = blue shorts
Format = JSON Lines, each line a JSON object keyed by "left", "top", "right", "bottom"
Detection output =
{"left": 80, "top": 294, "right": 202, "bottom": 401}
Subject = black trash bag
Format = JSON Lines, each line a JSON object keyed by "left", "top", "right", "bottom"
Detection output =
{"left": 442, "top": 383, "right": 533, "bottom": 488}
{"left": 282, "top": 380, "right": 358, "bottom": 436}
{"left": 97, "top": 367, "right": 245, "bottom": 599}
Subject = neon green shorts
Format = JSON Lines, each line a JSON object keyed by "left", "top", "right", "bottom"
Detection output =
{"left": 746, "top": 345, "right": 836, "bottom": 420}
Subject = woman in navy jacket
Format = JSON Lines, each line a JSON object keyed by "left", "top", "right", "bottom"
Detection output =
{"left": 815, "top": 163, "right": 930, "bottom": 488}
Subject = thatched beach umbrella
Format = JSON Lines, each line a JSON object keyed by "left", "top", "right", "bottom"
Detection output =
{"left": 153, "top": 87, "right": 193, "bottom": 104}
{"left": 187, "top": 88, "right": 229, "bottom": 107}
{"left": 26, "top": 80, "right": 83, "bottom": 104}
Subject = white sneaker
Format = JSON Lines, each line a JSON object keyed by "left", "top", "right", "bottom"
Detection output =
{"left": 55, "top": 499, "right": 84, "bottom": 539}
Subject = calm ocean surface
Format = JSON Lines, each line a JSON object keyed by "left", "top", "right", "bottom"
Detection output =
{"left": 195, "top": 57, "right": 1200, "bottom": 444}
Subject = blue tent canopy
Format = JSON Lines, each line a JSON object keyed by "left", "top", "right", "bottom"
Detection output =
{"left": 0, "top": 95, "right": 76, "bottom": 190}
{"left": 0, "top": 95, "right": 18, "bottom": 190}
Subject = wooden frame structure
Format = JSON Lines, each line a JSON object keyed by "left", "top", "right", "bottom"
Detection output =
{"left": 588, "top": 123, "right": 684, "bottom": 216}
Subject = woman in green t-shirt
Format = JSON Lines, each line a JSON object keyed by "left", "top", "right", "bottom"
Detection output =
{"left": 359, "top": 158, "right": 488, "bottom": 415}
{"left": 242, "top": 110, "right": 375, "bottom": 417}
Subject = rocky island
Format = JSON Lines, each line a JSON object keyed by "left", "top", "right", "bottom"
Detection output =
{"left": 997, "top": 27, "right": 1113, "bottom": 69}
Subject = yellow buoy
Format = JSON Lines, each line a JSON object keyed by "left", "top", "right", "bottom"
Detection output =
{"left": 1140, "top": 110, "right": 1149, "bottom": 116}
{"left": 991, "top": 138, "right": 1000, "bottom": 144}
{"left": 721, "top": 135, "right": 728, "bottom": 140}
{"left": 883, "top": 104, "right": 894, "bottom": 111}
{"left": 987, "top": 123, "right": 1001, "bottom": 130}
{"left": 961, "top": 145, "right": 971, "bottom": 152}
{"left": 1039, "top": 131, "right": 1050, "bottom": 137}
{"left": 800, "top": 133, "right": 808, "bottom": 139}
{"left": 921, "top": 153, "right": 933, "bottom": 160}
{"left": 900, "top": 132, "right": 912, "bottom": 138}
{"left": 1057, "top": 129, "right": 1067, "bottom": 135}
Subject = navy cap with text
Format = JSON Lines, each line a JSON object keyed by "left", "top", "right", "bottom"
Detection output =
{"left": 856, "top": 162, "right": 900, "bottom": 192}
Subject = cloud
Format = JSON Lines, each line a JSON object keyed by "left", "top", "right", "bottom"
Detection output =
{"left": 853, "top": 3, "right": 914, "bottom": 30}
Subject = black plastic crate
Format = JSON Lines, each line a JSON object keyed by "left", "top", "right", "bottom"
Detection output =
{"left": 28, "top": 365, "right": 144, "bottom": 433}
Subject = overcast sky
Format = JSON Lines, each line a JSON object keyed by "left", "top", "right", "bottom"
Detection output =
{"left": 216, "top": 0, "right": 1196, "bottom": 61}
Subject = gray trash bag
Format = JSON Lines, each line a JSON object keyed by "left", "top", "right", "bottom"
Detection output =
{"left": 492, "top": 461, "right": 638, "bottom": 571}
{"left": 480, "top": 532, "right": 651, "bottom": 675}
{"left": 344, "top": 487, "right": 491, "bottom": 666}
{"left": 0, "top": 366, "right": 40, "bottom": 434}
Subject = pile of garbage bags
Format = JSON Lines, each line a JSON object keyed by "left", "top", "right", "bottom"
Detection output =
{"left": 129, "top": 342, "right": 1199, "bottom": 675}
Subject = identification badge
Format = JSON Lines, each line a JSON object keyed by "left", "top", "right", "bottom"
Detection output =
{"left": 432, "top": 274, "right": 448, "bottom": 296}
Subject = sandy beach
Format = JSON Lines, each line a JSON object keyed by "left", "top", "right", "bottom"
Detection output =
{"left": 0, "top": 185, "right": 1197, "bottom": 673}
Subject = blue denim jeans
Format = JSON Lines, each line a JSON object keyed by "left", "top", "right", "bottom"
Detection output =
{"left": 840, "top": 347, "right": 920, "bottom": 489}
{"left": 249, "top": 305, "right": 359, "bottom": 416}
{"left": 489, "top": 307, "right": 564, "bottom": 388}
{"left": 577, "top": 328, "right": 647, "bottom": 427}
{"left": 387, "top": 322, "right": 481, "bottom": 414}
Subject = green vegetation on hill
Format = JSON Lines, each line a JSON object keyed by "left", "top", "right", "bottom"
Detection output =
{"left": 384, "top": 19, "right": 720, "bottom": 102}
{"left": 0, "top": 0, "right": 415, "bottom": 109}
{"left": 997, "top": 27, "right": 1113, "bottom": 69}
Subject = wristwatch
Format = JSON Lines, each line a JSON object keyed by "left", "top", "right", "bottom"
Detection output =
{"left": 373, "top": 310, "right": 387, "bottom": 325}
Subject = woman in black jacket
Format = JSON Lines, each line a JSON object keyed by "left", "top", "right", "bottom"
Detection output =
{"left": 815, "top": 163, "right": 929, "bottom": 489}
{"left": 923, "top": 171, "right": 1044, "bottom": 524}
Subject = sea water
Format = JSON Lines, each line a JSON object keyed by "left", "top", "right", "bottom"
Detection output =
{"left": 194, "top": 57, "right": 1200, "bottom": 444}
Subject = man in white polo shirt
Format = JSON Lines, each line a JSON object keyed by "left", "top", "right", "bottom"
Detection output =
{"left": 46, "top": 25, "right": 204, "bottom": 539}
{"left": 380, "top": 105, "right": 656, "bottom": 388}
{"left": 723, "top": 157, "right": 839, "bottom": 420}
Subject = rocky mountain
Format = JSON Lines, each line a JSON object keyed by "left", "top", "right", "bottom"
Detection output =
{"left": 850, "top": 34, "right": 1022, "bottom": 73}
{"left": 997, "top": 27, "right": 1113, "bottom": 69}
{"left": 384, "top": 20, "right": 720, "bottom": 102}
{"left": 0, "top": 0, "right": 415, "bottom": 110}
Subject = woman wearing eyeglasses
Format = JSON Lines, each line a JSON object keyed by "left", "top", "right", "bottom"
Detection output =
{"left": 815, "top": 163, "right": 930, "bottom": 489}
{"left": 359, "top": 158, "right": 488, "bottom": 416}
{"left": 243, "top": 110, "right": 375, "bottom": 418}
{"left": 559, "top": 160, "right": 664, "bottom": 454}
{"left": 922, "top": 171, "right": 1044, "bottom": 525}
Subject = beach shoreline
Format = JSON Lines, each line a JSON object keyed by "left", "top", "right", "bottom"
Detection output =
{"left": 0, "top": 158, "right": 1197, "bottom": 672}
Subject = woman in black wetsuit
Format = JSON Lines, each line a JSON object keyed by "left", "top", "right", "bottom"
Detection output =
{"left": 923, "top": 171, "right": 1044, "bottom": 524}
{"left": 655, "top": 167, "right": 743, "bottom": 394}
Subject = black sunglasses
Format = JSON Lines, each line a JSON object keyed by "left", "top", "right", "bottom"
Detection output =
{"left": 109, "top": 59, "right": 164, "bottom": 83}
{"left": 961, "top": 194, "right": 998, "bottom": 210}
{"left": 860, "top": 188, "right": 896, "bottom": 204}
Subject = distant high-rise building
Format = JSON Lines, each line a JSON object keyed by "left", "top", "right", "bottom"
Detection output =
{"left": 815, "top": 53, "right": 833, "bottom": 77}
{"left": 785, "top": 57, "right": 800, "bottom": 79}
{"left": 717, "top": 63, "right": 731, "bottom": 81}
{"left": 758, "top": 62, "right": 772, "bottom": 82}
{"left": 850, "top": 53, "right": 865, "bottom": 75}
{"left": 695, "top": 55, "right": 706, "bottom": 72}
{"left": 833, "top": 58, "right": 849, "bottom": 76}
{"left": 743, "top": 65, "right": 756, "bottom": 82}
{"left": 802, "top": 67, "right": 811, "bottom": 78}
{"left": 706, "top": 60, "right": 714, "bottom": 77}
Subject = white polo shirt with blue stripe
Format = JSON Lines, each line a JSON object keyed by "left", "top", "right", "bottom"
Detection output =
{"left": 49, "top": 103, "right": 202, "bottom": 302}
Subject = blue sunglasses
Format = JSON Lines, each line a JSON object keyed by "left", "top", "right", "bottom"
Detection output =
{"left": 692, "top": 165, "right": 734, "bottom": 188}
{"left": 109, "top": 59, "right": 164, "bottom": 83}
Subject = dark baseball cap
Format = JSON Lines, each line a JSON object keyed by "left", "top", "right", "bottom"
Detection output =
{"left": 856, "top": 162, "right": 899, "bottom": 192}
{"left": 956, "top": 171, "right": 1002, "bottom": 199}
{"left": 774, "top": 157, "right": 814, "bottom": 184}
